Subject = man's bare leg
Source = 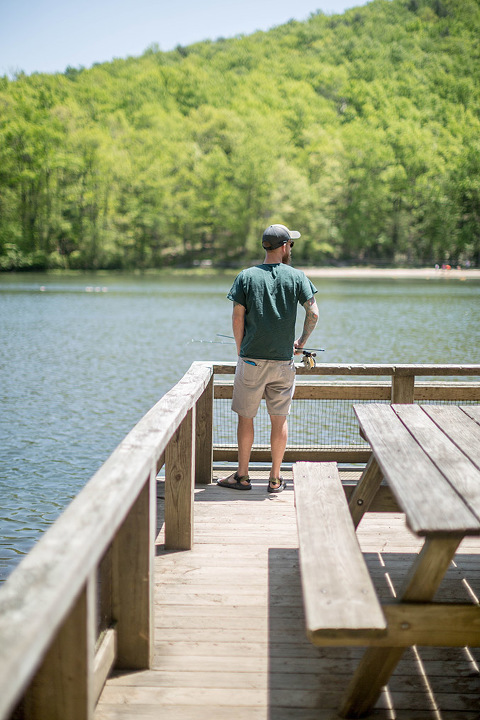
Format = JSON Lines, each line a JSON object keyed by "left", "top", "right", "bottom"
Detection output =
{"left": 237, "top": 415, "right": 254, "bottom": 478}
{"left": 269, "top": 414, "right": 288, "bottom": 487}
{"left": 217, "top": 415, "right": 253, "bottom": 488}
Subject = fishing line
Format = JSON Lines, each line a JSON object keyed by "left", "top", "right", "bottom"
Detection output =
{"left": 192, "top": 336, "right": 325, "bottom": 369}
{"left": 191, "top": 339, "right": 235, "bottom": 345}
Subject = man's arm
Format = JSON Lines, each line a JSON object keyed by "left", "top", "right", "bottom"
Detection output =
{"left": 232, "top": 302, "right": 246, "bottom": 355}
{"left": 295, "top": 296, "right": 319, "bottom": 351}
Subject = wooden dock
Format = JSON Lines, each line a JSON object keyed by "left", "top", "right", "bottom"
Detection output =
{"left": 2, "top": 364, "right": 480, "bottom": 720}
{"left": 95, "top": 470, "right": 480, "bottom": 720}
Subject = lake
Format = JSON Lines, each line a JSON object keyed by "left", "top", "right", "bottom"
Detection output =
{"left": 1, "top": 270, "right": 479, "bottom": 582}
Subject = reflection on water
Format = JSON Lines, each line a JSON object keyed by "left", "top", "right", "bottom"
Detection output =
{"left": 1, "top": 272, "right": 479, "bottom": 581}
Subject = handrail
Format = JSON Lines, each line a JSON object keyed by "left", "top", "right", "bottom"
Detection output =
{"left": 214, "top": 362, "right": 480, "bottom": 376}
{"left": 0, "top": 361, "right": 213, "bottom": 720}
{"left": 0, "top": 361, "right": 478, "bottom": 719}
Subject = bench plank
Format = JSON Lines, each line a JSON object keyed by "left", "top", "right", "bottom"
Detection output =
{"left": 353, "top": 404, "right": 480, "bottom": 536}
{"left": 293, "top": 462, "right": 386, "bottom": 643}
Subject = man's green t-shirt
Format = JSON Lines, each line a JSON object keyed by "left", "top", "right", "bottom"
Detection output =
{"left": 227, "top": 263, "right": 317, "bottom": 361}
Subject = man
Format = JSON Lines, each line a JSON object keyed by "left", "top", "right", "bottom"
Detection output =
{"left": 217, "top": 223, "right": 319, "bottom": 494}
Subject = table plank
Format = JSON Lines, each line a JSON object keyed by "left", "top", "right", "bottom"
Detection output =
{"left": 461, "top": 404, "right": 480, "bottom": 425}
{"left": 393, "top": 405, "right": 480, "bottom": 524}
{"left": 420, "top": 406, "right": 480, "bottom": 471}
{"left": 353, "top": 404, "right": 480, "bottom": 536}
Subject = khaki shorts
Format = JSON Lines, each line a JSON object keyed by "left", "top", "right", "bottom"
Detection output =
{"left": 231, "top": 357, "right": 296, "bottom": 418}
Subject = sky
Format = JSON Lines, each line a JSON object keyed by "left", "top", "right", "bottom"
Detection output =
{"left": 0, "top": 0, "right": 371, "bottom": 77}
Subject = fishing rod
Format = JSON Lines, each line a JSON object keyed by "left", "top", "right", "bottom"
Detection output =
{"left": 215, "top": 335, "right": 325, "bottom": 369}
{"left": 216, "top": 334, "right": 325, "bottom": 353}
{"left": 191, "top": 336, "right": 325, "bottom": 369}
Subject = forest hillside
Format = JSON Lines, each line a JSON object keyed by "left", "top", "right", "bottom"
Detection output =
{"left": 0, "top": 0, "right": 479, "bottom": 270}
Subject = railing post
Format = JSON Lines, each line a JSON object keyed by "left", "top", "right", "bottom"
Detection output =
{"left": 391, "top": 373, "right": 415, "bottom": 403}
{"left": 24, "top": 576, "right": 96, "bottom": 720}
{"left": 165, "top": 407, "right": 195, "bottom": 550}
{"left": 112, "top": 471, "right": 155, "bottom": 670}
{"left": 195, "top": 375, "right": 214, "bottom": 484}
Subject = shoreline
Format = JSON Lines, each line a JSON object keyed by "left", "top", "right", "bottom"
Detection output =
{"left": 298, "top": 267, "right": 480, "bottom": 280}
{"left": 1, "top": 266, "right": 479, "bottom": 281}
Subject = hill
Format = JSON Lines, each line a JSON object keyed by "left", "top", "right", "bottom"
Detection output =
{"left": 0, "top": 0, "right": 479, "bottom": 270}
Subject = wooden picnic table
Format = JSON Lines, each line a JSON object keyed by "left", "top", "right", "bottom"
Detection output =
{"left": 341, "top": 403, "right": 480, "bottom": 717}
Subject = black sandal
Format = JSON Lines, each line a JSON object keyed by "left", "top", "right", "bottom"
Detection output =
{"left": 217, "top": 472, "right": 252, "bottom": 491}
{"left": 268, "top": 478, "right": 287, "bottom": 494}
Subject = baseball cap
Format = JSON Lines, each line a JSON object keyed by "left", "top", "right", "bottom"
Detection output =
{"left": 262, "top": 224, "right": 301, "bottom": 250}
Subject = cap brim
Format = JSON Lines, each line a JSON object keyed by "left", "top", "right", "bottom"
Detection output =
{"left": 289, "top": 230, "right": 301, "bottom": 239}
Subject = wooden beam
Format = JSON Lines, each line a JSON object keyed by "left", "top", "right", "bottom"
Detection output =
{"left": 93, "top": 628, "right": 117, "bottom": 704}
{"left": 24, "top": 577, "right": 95, "bottom": 720}
{"left": 415, "top": 382, "right": 480, "bottom": 401}
{"left": 213, "top": 445, "right": 372, "bottom": 464}
{"left": 112, "top": 473, "right": 155, "bottom": 670}
{"left": 348, "top": 455, "right": 384, "bottom": 528}
{"left": 382, "top": 603, "right": 480, "bottom": 647}
{"left": 391, "top": 374, "right": 415, "bottom": 403}
{"left": 343, "top": 482, "right": 400, "bottom": 512}
{"left": 97, "top": 544, "right": 113, "bottom": 634}
{"left": 309, "top": 603, "right": 480, "bottom": 647}
{"left": 213, "top": 362, "right": 480, "bottom": 376}
{"left": 165, "top": 408, "right": 195, "bottom": 550}
{"left": 215, "top": 379, "right": 480, "bottom": 401}
{"left": 195, "top": 375, "right": 214, "bottom": 484}
{"left": 214, "top": 382, "right": 392, "bottom": 401}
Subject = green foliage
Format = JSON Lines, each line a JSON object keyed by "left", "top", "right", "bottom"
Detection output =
{"left": 1, "top": 0, "right": 479, "bottom": 270}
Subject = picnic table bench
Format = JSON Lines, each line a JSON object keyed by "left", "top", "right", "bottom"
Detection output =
{"left": 294, "top": 404, "right": 480, "bottom": 718}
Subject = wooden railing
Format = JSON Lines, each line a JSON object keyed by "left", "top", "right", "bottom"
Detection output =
{"left": 0, "top": 362, "right": 479, "bottom": 719}
{"left": 0, "top": 361, "right": 214, "bottom": 720}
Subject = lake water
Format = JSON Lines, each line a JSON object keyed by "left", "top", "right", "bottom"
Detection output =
{"left": 1, "top": 271, "right": 479, "bottom": 582}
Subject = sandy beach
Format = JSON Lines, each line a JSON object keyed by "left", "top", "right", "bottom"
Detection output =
{"left": 299, "top": 266, "right": 480, "bottom": 280}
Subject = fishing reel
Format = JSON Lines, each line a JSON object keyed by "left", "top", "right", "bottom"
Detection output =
{"left": 301, "top": 350, "right": 316, "bottom": 369}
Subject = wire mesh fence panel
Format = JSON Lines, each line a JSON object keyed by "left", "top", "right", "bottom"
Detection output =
{"left": 214, "top": 397, "right": 380, "bottom": 450}
{"left": 213, "top": 395, "right": 479, "bottom": 451}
